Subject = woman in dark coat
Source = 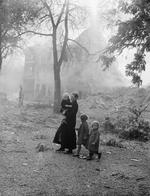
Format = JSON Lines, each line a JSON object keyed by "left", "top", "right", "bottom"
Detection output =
{"left": 53, "top": 93, "right": 72, "bottom": 151}
{"left": 64, "top": 93, "right": 79, "bottom": 154}
{"left": 53, "top": 92, "right": 79, "bottom": 153}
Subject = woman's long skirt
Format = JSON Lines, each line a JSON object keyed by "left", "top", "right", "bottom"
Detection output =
{"left": 53, "top": 119, "right": 68, "bottom": 146}
{"left": 53, "top": 120, "right": 76, "bottom": 150}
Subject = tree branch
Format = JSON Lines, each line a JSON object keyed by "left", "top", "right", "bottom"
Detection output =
{"left": 68, "top": 38, "right": 90, "bottom": 55}
{"left": 58, "top": 0, "right": 69, "bottom": 66}
{"left": 39, "top": 14, "right": 49, "bottom": 21}
{"left": 56, "top": 0, "right": 66, "bottom": 27}
{"left": 40, "top": 0, "right": 55, "bottom": 27}
{"left": 16, "top": 30, "right": 53, "bottom": 37}
{"left": 66, "top": 43, "right": 73, "bottom": 59}
{"left": 2, "top": 45, "right": 10, "bottom": 59}
{"left": 1, "top": 29, "right": 8, "bottom": 39}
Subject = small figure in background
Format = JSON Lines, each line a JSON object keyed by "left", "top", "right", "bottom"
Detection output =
{"left": 18, "top": 85, "right": 24, "bottom": 107}
{"left": 87, "top": 121, "right": 102, "bottom": 161}
{"left": 73, "top": 114, "right": 89, "bottom": 157}
{"left": 103, "top": 116, "right": 114, "bottom": 132}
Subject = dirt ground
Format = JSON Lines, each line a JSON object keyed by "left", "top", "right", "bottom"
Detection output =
{"left": 0, "top": 102, "right": 150, "bottom": 196}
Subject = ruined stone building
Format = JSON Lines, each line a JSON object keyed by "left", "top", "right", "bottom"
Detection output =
{"left": 23, "top": 28, "right": 126, "bottom": 103}
{"left": 23, "top": 44, "right": 54, "bottom": 103}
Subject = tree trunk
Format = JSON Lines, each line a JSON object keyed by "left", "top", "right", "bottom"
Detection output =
{"left": 53, "top": 65, "right": 61, "bottom": 112}
{"left": 0, "top": 45, "right": 2, "bottom": 71}
{"left": 53, "top": 28, "right": 61, "bottom": 113}
{"left": 0, "top": 33, "right": 2, "bottom": 70}
{"left": 51, "top": 1, "right": 69, "bottom": 113}
{"left": 0, "top": 0, "right": 2, "bottom": 70}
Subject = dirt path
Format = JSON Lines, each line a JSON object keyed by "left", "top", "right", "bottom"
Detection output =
{"left": 0, "top": 103, "right": 150, "bottom": 196}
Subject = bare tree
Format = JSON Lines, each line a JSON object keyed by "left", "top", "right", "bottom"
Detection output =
{"left": 20, "top": 0, "right": 87, "bottom": 112}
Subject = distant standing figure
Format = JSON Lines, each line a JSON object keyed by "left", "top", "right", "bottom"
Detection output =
{"left": 87, "top": 121, "right": 102, "bottom": 160}
{"left": 18, "top": 85, "right": 24, "bottom": 107}
{"left": 73, "top": 114, "right": 89, "bottom": 157}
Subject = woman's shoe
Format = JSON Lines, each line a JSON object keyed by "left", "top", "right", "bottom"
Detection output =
{"left": 64, "top": 150, "right": 72, "bottom": 154}
{"left": 56, "top": 147, "right": 65, "bottom": 152}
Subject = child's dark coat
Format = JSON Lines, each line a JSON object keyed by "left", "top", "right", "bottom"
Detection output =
{"left": 88, "top": 129, "right": 100, "bottom": 153}
{"left": 77, "top": 121, "right": 89, "bottom": 148}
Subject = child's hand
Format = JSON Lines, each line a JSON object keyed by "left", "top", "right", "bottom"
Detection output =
{"left": 62, "top": 110, "right": 66, "bottom": 115}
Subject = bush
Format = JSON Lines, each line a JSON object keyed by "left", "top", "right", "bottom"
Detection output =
{"left": 103, "top": 117, "right": 115, "bottom": 132}
{"left": 118, "top": 116, "right": 150, "bottom": 142}
{"left": 103, "top": 104, "right": 150, "bottom": 141}
{"left": 106, "top": 138, "right": 124, "bottom": 148}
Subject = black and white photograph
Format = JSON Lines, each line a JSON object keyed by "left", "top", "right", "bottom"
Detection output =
{"left": 0, "top": 0, "right": 150, "bottom": 195}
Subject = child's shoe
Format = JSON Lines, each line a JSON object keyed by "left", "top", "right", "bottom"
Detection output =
{"left": 98, "top": 152, "right": 102, "bottom": 159}
{"left": 73, "top": 154, "right": 79, "bottom": 157}
{"left": 86, "top": 156, "right": 92, "bottom": 161}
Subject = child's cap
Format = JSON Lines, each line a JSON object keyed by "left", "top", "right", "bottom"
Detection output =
{"left": 91, "top": 121, "right": 100, "bottom": 128}
{"left": 72, "top": 92, "right": 79, "bottom": 99}
{"left": 80, "top": 114, "right": 88, "bottom": 121}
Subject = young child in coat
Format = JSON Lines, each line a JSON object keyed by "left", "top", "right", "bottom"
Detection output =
{"left": 87, "top": 121, "right": 102, "bottom": 161}
{"left": 60, "top": 93, "right": 72, "bottom": 116}
{"left": 73, "top": 114, "right": 89, "bottom": 157}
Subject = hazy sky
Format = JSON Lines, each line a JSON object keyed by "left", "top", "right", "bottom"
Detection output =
{"left": 79, "top": 0, "right": 150, "bottom": 86}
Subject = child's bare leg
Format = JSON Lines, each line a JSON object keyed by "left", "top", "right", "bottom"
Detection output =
{"left": 77, "top": 145, "right": 81, "bottom": 155}
{"left": 73, "top": 145, "right": 81, "bottom": 157}
{"left": 87, "top": 152, "right": 93, "bottom": 160}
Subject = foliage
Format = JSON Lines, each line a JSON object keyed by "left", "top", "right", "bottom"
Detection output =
{"left": 125, "top": 52, "right": 146, "bottom": 87}
{"left": 102, "top": 0, "right": 150, "bottom": 87}
{"left": 116, "top": 104, "right": 150, "bottom": 141}
{"left": 119, "top": 118, "right": 150, "bottom": 141}
{"left": 103, "top": 117, "right": 115, "bottom": 132}
{"left": 99, "top": 55, "right": 116, "bottom": 71}
{"left": 105, "top": 138, "right": 124, "bottom": 148}
{"left": 0, "top": 0, "right": 39, "bottom": 69}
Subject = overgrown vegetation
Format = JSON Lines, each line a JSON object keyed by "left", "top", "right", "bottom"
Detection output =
{"left": 103, "top": 104, "right": 150, "bottom": 142}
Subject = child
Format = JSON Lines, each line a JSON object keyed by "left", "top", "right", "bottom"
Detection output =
{"left": 73, "top": 114, "right": 89, "bottom": 157}
{"left": 60, "top": 92, "right": 72, "bottom": 116}
{"left": 87, "top": 121, "right": 102, "bottom": 161}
